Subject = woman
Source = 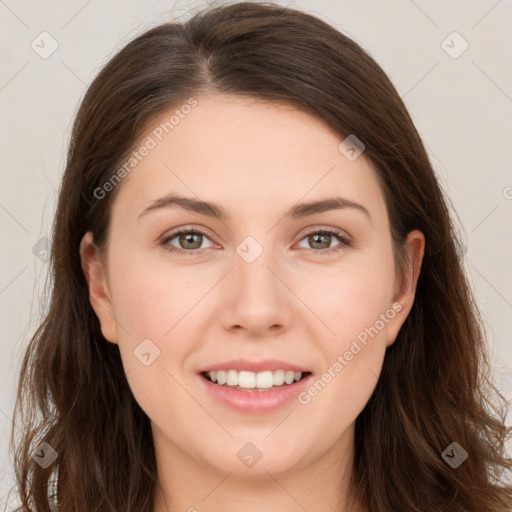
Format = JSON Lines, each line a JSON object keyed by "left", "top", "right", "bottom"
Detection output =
{"left": 9, "top": 2, "right": 512, "bottom": 511}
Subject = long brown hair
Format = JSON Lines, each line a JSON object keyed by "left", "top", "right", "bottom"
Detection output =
{"left": 8, "top": 2, "right": 512, "bottom": 511}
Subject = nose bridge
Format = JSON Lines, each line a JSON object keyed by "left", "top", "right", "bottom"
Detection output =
{"left": 234, "top": 233, "right": 281, "bottom": 295}
{"left": 222, "top": 233, "right": 292, "bottom": 333}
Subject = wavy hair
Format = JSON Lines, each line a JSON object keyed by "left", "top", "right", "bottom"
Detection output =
{"left": 8, "top": 2, "right": 512, "bottom": 511}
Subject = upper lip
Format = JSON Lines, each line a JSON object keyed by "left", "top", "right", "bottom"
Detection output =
{"left": 198, "top": 359, "right": 311, "bottom": 374}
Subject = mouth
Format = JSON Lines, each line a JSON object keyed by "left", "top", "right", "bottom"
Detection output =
{"left": 200, "top": 369, "right": 313, "bottom": 392}
{"left": 198, "top": 365, "right": 314, "bottom": 413}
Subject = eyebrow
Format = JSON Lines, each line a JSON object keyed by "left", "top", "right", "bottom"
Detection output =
{"left": 138, "top": 193, "right": 372, "bottom": 223}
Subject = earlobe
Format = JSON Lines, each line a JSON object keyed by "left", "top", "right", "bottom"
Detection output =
{"left": 79, "top": 231, "right": 118, "bottom": 343}
{"left": 386, "top": 230, "right": 425, "bottom": 347}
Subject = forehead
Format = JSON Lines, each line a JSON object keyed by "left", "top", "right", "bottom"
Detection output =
{"left": 112, "top": 93, "right": 386, "bottom": 224}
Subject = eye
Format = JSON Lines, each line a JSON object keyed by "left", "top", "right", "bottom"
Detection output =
{"left": 160, "top": 227, "right": 351, "bottom": 256}
{"left": 296, "top": 228, "right": 351, "bottom": 255}
{"left": 161, "top": 227, "right": 215, "bottom": 255}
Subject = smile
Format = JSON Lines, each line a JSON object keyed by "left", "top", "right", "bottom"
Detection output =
{"left": 203, "top": 369, "right": 309, "bottom": 390}
{"left": 199, "top": 370, "right": 314, "bottom": 414}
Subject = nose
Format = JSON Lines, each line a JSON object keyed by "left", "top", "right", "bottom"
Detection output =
{"left": 218, "top": 249, "right": 294, "bottom": 337}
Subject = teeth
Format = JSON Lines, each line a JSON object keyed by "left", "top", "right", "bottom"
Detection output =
{"left": 226, "top": 369, "right": 238, "bottom": 386}
{"left": 206, "top": 369, "right": 305, "bottom": 388}
{"left": 273, "top": 369, "right": 285, "bottom": 386}
{"left": 256, "top": 371, "right": 273, "bottom": 389}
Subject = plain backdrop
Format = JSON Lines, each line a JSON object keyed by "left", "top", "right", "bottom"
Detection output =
{"left": 1, "top": 0, "right": 511, "bottom": 506}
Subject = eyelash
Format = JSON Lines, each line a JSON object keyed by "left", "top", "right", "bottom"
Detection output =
{"left": 160, "top": 226, "right": 351, "bottom": 256}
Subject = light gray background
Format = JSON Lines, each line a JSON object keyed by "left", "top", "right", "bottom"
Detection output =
{"left": 1, "top": 0, "right": 511, "bottom": 506}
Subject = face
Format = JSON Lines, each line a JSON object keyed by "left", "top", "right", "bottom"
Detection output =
{"left": 81, "top": 93, "right": 424, "bottom": 479}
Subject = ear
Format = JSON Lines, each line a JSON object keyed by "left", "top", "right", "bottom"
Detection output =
{"left": 79, "top": 231, "right": 118, "bottom": 344}
{"left": 385, "top": 229, "right": 425, "bottom": 347}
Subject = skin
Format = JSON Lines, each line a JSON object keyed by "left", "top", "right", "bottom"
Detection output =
{"left": 80, "top": 93, "right": 425, "bottom": 512}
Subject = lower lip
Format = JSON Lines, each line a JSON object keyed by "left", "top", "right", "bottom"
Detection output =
{"left": 199, "top": 373, "right": 313, "bottom": 414}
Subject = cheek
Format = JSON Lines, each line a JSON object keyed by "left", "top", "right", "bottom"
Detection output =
{"left": 109, "top": 248, "right": 209, "bottom": 341}
{"left": 109, "top": 259, "right": 200, "bottom": 431}
{"left": 293, "top": 246, "right": 394, "bottom": 420}
{"left": 106, "top": 252, "right": 200, "bottom": 404}
{"left": 293, "top": 244, "right": 396, "bottom": 344}
{"left": 297, "top": 289, "right": 391, "bottom": 444}
{"left": 297, "top": 338, "right": 385, "bottom": 451}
